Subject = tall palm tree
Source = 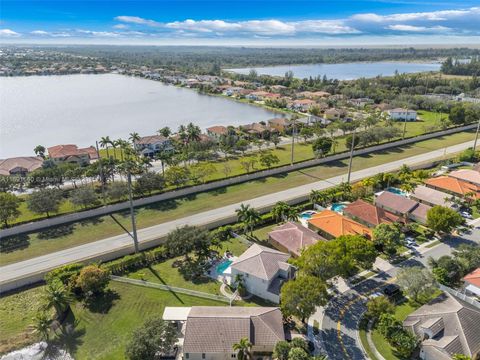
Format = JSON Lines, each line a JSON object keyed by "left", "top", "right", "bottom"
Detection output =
{"left": 99, "top": 136, "right": 111, "bottom": 158}
{"left": 271, "top": 201, "right": 291, "bottom": 222}
{"left": 158, "top": 127, "right": 172, "bottom": 138}
{"left": 232, "top": 337, "right": 252, "bottom": 360}
{"left": 32, "top": 312, "right": 52, "bottom": 341}
{"left": 310, "top": 189, "right": 328, "bottom": 207}
{"left": 236, "top": 204, "right": 260, "bottom": 235}
{"left": 129, "top": 132, "right": 141, "bottom": 147}
{"left": 186, "top": 122, "right": 201, "bottom": 143}
{"left": 111, "top": 139, "right": 120, "bottom": 160}
{"left": 155, "top": 151, "right": 173, "bottom": 176}
{"left": 178, "top": 125, "right": 187, "bottom": 143}
{"left": 43, "top": 280, "right": 72, "bottom": 319}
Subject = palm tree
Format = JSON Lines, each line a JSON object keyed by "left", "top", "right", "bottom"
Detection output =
{"left": 33, "top": 145, "right": 46, "bottom": 158}
{"left": 186, "top": 122, "right": 201, "bottom": 143}
{"left": 43, "top": 280, "right": 72, "bottom": 319}
{"left": 99, "top": 136, "right": 111, "bottom": 158}
{"left": 129, "top": 132, "right": 141, "bottom": 147}
{"left": 310, "top": 189, "right": 328, "bottom": 207}
{"left": 271, "top": 202, "right": 291, "bottom": 222}
{"left": 32, "top": 311, "right": 52, "bottom": 341}
{"left": 236, "top": 204, "right": 260, "bottom": 235}
{"left": 111, "top": 139, "right": 120, "bottom": 160}
{"left": 158, "top": 127, "right": 172, "bottom": 138}
{"left": 285, "top": 207, "right": 299, "bottom": 222}
{"left": 233, "top": 337, "right": 252, "bottom": 360}
{"left": 178, "top": 125, "right": 188, "bottom": 143}
{"left": 155, "top": 151, "right": 173, "bottom": 176}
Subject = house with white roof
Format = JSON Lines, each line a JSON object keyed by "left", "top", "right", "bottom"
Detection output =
{"left": 230, "top": 244, "right": 294, "bottom": 303}
{"left": 387, "top": 108, "right": 417, "bottom": 121}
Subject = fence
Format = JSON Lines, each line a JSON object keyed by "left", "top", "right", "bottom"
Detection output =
{"left": 110, "top": 275, "right": 231, "bottom": 303}
{"left": 1, "top": 122, "right": 476, "bottom": 239}
{"left": 438, "top": 284, "right": 480, "bottom": 309}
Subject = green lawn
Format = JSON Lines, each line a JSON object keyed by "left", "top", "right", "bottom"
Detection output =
{"left": 1, "top": 130, "right": 474, "bottom": 266}
{"left": 0, "top": 286, "right": 45, "bottom": 354}
{"left": 371, "top": 301, "right": 420, "bottom": 360}
{"left": 126, "top": 237, "right": 249, "bottom": 295}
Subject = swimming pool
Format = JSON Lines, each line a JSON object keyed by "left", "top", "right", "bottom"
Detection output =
{"left": 386, "top": 187, "right": 408, "bottom": 197}
{"left": 331, "top": 203, "right": 346, "bottom": 213}
{"left": 216, "top": 260, "right": 233, "bottom": 274}
{"left": 299, "top": 211, "right": 317, "bottom": 220}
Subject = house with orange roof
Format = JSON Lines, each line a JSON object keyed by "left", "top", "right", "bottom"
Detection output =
{"left": 463, "top": 268, "right": 480, "bottom": 298}
{"left": 307, "top": 210, "right": 372, "bottom": 240}
{"left": 424, "top": 176, "right": 480, "bottom": 199}
{"left": 448, "top": 169, "right": 480, "bottom": 187}
{"left": 343, "top": 199, "right": 401, "bottom": 228}
{"left": 47, "top": 144, "right": 98, "bottom": 165}
{"left": 206, "top": 125, "right": 228, "bottom": 139}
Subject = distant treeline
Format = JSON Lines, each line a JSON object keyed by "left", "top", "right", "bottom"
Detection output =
{"left": 27, "top": 45, "right": 480, "bottom": 74}
{"left": 441, "top": 56, "right": 480, "bottom": 76}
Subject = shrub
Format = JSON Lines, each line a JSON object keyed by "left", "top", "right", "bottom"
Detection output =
{"left": 45, "top": 263, "right": 83, "bottom": 287}
{"left": 76, "top": 265, "right": 110, "bottom": 298}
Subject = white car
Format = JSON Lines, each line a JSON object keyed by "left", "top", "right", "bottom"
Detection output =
{"left": 461, "top": 211, "right": 473, "bottom": 219}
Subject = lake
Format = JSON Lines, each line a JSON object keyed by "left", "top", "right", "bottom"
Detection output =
{"left": 0, "top": 74, "right": 281, "bottom": 158}
{"left": 227, "top": 61, "right": 441, "bottom": 80}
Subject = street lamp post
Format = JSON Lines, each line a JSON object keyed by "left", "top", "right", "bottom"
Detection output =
{"left": 347, "top": 130, "right": 356, "bottom": 184}
{"left": 290, "top": 117, "right": 296, "bottom": 166}
{"left": 473, "top": 119, "right": 480, "bottom": 152}
{"left": 127, "top": 169, "right": 139, "bottom": 253}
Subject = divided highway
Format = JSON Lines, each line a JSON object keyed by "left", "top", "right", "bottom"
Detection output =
{"left": 0, "top": 139, "right": 475, "bottom": 292}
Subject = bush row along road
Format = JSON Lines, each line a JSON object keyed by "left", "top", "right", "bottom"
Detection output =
{"left": 0, "top": 139, "right": 475, "bottom": 292}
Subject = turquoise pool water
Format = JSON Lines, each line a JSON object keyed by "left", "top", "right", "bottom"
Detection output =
{"left": 386, "top": 187, "right": 408, "bottom": 197}
{"left": 300, "top": 211, "right": 317, "bottom": 220}
{"left": 331, "top": 203, "right": 346, "bottom": 213}
{"left": 216, "top": 260, "right": 233, "bottom": 274}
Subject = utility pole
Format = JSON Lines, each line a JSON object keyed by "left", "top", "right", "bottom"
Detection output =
{"left": 402, "top": 115, "right": 408, "bottom": 139}
{"left": 95, "top": 141, "right": 107, "bottom": 205}
{"left": 127, "top": 168, "right": 139, "bottom": 253}
{"left": 473, "top": 119, "right": 480, "bottom": 152}
{"left": 290, "top": 117, "right": 296, "bottom": 166}
{"left": 347, "top": 130, "right": 356, "bottom": 184}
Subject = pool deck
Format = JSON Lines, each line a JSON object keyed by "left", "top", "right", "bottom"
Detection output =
{"left": 208, "top": 256, "right": 237, "bottom": 285}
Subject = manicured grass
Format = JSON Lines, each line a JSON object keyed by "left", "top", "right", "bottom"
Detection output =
{"left": 1, "top": 130, "right": 474, "bottom": 265}
{"left": 126, "top": 238, "right": 249, "bottom": 295}
{"left": 250, "top": 223, "right": 279, "bottom": 244}
{"left": 426, "top": 240, "right": 441, "bottom": 248}
{"left": 359, "top": 318, "right": 380, "bottom": 360}
{"left": 0, "top": 286, "right": 45, "bottom": 354}
{"left": 371, "top": 301, "right": 420, "bottom": 360}
{"left": 66, "top": 281, "right": 226, "bottom": 360}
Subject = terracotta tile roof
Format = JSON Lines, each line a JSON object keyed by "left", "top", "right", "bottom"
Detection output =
{"left": 206, "top": 126, "right": 228, "bottom": 135}
{"left": 268, "top": 118, "right": 292, "bottom": 126}
{"left": 410, "top": 202, "right": 431, "bottom": 223}
{"left": 343, "top": 199, "right": 400, "bottom": 227}
{"left": 308, "top": 210, "right": 372, "bottom": 238}
{"left": 425, "top": 176, "right": 480, "bottom": 199}
{"left": 48, "top": 144, "right": 98, "bottom": 160}
{"left": 375, "top": 191, "right": 418, "bottom": 214}
{"left": 230, "top": 244, "right": 291, "bottom": 280}
{"left": 463, "top": 268, "right": 480, "bottom": 288}
{"left": 0, "top": 156, "right": 43, "bottom": 175}
{"left": 268, "top": 221, "right": 323, "bottom": 256}
{"left": 183, "top": 307, "right": 284, "bottom": 354}
{"left": 411, "top": 185, "right": 454, "bottom": 208}
{"left": 448, "top": 169, "right": 480, "bottom": 186}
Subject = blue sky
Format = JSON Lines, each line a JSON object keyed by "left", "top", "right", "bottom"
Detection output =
{"left": 1, "top": 0, "right": 480, "bottom": 45}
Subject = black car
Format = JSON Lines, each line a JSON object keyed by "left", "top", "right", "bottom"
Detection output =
{"left": 383, "top": 284, "right": 401, "bottom": 297}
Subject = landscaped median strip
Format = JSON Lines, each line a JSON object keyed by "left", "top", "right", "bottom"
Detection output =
{"left": 110, "top": 275, "right": 231, "bottom": 303}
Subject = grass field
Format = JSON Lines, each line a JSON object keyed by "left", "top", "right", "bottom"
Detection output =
{"left": 1, "top": 130, "right": 474, "bottom": 266}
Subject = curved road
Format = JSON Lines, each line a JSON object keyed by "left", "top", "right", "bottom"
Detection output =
{"left": 319, "top": 235, "right": 477, "bottom": 360}
{"left": 0, "top": 140, "right": 475, "bottom": 292}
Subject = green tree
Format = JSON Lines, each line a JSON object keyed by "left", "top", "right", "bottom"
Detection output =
{"left": 271, "top": 201, "right": 292, "bottom": 222}
{"left": 33, "top": 145, "right": 46, "bottom": 158}
{"left": 70, "top": 186, "right": 98, "bottom": 209}
{"left": 165, "top": 165, "right": 190, "bottom": 188}
{"left": 190, "top": 163, "right": 216, "bottom": 184}
{"left": 273, "top": 341, "right": 291, "bottom": 360}
{"left": 134, "top": 171, "right": 164, "bottom": 195}
{"left": 235, "top": 139, "right": 249, "bottom": 155}
{"left": 426, "top": 205, "right": 464, "bottom": 234}
{"left": 449, "top": 104, "right": 466, "bottom": 124}
{"left": 312, "top": 137, "right": 333, "bottom": 158}
{"left": 32, "top": 311, "right": 52, "bottom": 341}
{"left": 158, "top": 127, "right": 172, "bottom": 138}
{"left": 236, "top": 203, "right": 260, "bottom": 235}
{"left": 43, "top": 279, "right": 72, "bottom": 319}
{"left": 288, "top": 348, "right": 310, "bottom": 360}
{"left": 165, "top": 225, "right": 213, "bottom": 262}
{"left": 271, "top": 133, "right": 280, "bottom": 148}
{"left": 27, "top": 188, "right": 63, "bottom": 217}
{"left": 232, "top": 337, "right": 252, "bottom": 360}
{"left": 106, "top": 181, "right": 128, "bottom": 201}
{"left": 372, "top": 223, "right": 405, "bottom": 256}
{"left": 99, "top": 136, "right": 111, "bottom": 158}
{"left": 259, "top": 152, "right": 280, "bottom": 169}
{"left": 396, "top": 267, "right": 436, "bottom": 303}
{"left": 390, "top": 329, "right": 418, "bottom": 358}
{"left": 0, "top": 192, "right": 21, "bottom": 227}
{"left": 365, "top": 295, "right": 394, "bottom": 320}
{"left": 125, "top": 317, "right": 177, "bottom": 360}
{"left": 300, "top": 127, "right": 314, "bottom": 142}
{"left": 280, "top": 275, "right": 328, "bottom": 322}
{"left": 452, "top": 355, "right": 471, "bottom": 360}
{"left": 75, "top": 265, "right": 110, "bottom": 298}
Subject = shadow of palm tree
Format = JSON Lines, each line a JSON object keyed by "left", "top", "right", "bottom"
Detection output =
{"left": 38, "top": 224, "right": 74, "bottom": 239}
{"left": 85, "top": 289, "right": 120, "bottom": 314}
{"left": 0, "top": 234, "right": 30, "bottom": 253}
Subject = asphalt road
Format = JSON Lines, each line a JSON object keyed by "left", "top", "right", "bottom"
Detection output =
{"left": 0, "top": 140, "right": 474, "bottom": 291}
{"left": 319, "top": 233, "right": 480, "bottom": 360}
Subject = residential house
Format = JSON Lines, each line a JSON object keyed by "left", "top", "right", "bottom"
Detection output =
{"left": 47, "top": 144, "right": 98, "bottom": 165}
{"left": 343, "top": 199, "right": 401, "bottom": 228}
{"left": 448, "top": 169, "right": 480, "bottom": 187}
{"left": 230, "top": 244, "right": 294, "bottom": 303}
{"left": 324, "top": 108, "right": 341, "bottom": 120}
{"left": 134, "top": 135, "right": 173, "bottom": 157}
{"left": 424, "top": 176, "right": 480, "bottom": 199}
{"left": 268, "top": 221, "right": 324, "bottom": 257}
{"left": 348, "top": 98, "right": 374, "bottom": 108}
{"left": 410, "top": 185, "right": 455, "bottom": 208}
{"left": 387, "top": 108, "right": 417, "bottom": 121}
{"left": 403, "top": 292, "right": 480, "bottom": 360}
{"left": 246, "top": 91, "right": 271, "bottom": 101}
{"left": 307, "top": 210, "right": 373, "bottom": 240}
{"left": 0, "top": 156, "right": 43, "bottom": 176}
{"left": 240, "top": 123, "right": 270, "bottom": 138}
{"left": 290, "top": 99, "right": 316, "bottom": 112}
{"left": 206, "top": 126, "right": 228, "bottom": 139}
{"left": 463, "top": 268, "right": 480, "bottom": 298}
{"left": 374, "top": 191, "right": 431, "bottom": 224}
{"left": 267, "top": 118, "right": 292, "bottom": 133}
{"left": 179, "top": 306, "right": 285, "bottom": 360}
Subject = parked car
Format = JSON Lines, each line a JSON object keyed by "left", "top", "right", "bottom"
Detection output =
{"left": 383, "top": 284, "right": 401, "bottom": 298}
{"left": 405, "top": 236, "right": 418, "bottom": 248}
{"left": 461, "top": 211, "right": 473, "bottom": 219}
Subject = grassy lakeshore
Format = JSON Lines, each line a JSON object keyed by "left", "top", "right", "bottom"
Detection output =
{"left": 1, "top": 130, "right": 474, "bottom": 265}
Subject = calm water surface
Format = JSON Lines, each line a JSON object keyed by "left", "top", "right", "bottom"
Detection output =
{"left": 228, "top": 61, "right": 441, "bottom": 80}
{"left": 0, "top": 74, "right": 281, "bottom": 158}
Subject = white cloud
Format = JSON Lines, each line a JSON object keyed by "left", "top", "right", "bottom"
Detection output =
{"left": 0, "top": 28, "right": 20, "bottom": 37}
{"left": 30, "top": 30, "right": 49, "bottom": 35}
{"left": 352, "top": 7, "right": 480, "bottom": 23}
{"left": 113, "top": 24, "right": 129, "bottom": 29}
{"left": 76, "top": 29, "right": 120, "bottom": 37}
{"left": 387, "top": 25, "right": 450, "bottom": 32}
{"left": 114, "top": 16, "right": 160, "bottom": 27}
